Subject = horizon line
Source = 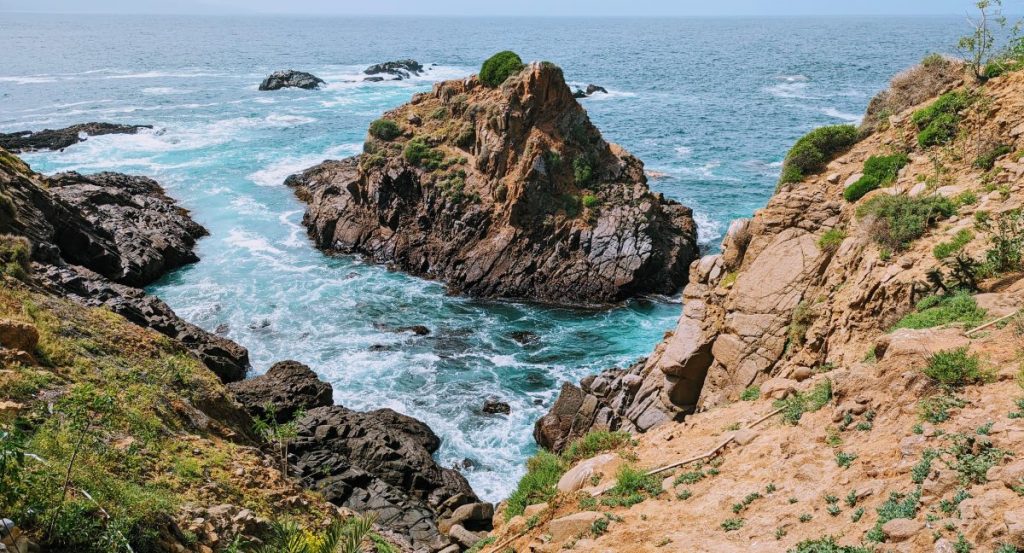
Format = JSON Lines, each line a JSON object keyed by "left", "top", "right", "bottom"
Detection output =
{"left": 0, "top": 11, "right": 979, "bottom": 17}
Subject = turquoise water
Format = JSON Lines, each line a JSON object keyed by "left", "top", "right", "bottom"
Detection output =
{"left": 1, "top": 14, "right": 962, "bottom": 500}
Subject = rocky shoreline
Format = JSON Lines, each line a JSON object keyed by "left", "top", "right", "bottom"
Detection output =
{"left": 288, "top": 61, "right": 698, "bottom": 305}
{"left": 0, "top": 122, "right": 152, "bottom": 153}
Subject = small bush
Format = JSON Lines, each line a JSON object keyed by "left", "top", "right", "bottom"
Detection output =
{"left": 403, "top": 137, "right": 445, "bottom": 170}
{"left": 789, "top": 536, "right": 873, "bottom": 553}
{"left": 779, "top": 125, "right": 859, "bottom": 185}
{"left": 505, "top": 450, "right": 565, "bottom": 520}
{"left": 844, "top": 153, "right": 911, "bottom": 202}
{"left": 581, "top": 194, "right": 600, "bottom": 209}
{"left": 891, "top": 292, "right": 986, "bottom": 330}
{"left": 954, "top": 190, "right": 978, "bottom": 207}
{"left": 601, "top": 465, "right": 662, "bottom": 507}
{"left": 787, "top": 301, "right": 814, "bottom": 347}
{"left": 944, "top": 432, "right": 1007, "bottom": 484}
{"left": 721, "top": 518, "right": 744, "bottom": 532}
{"left": 775, "top": 379, "right": 833, "bottom": 425}
{"left": 979, "top": 209, "right": 1024, "bottom": 273}
{"left": 560, "top": 430, "right": 634, "bottom": 464}
{"left": 479, "top": 51, "right": 525, "bottom": 87}
{"left": 933, "top": 229, "right": 974, "bottom": 259}
{"left": 818, "top": 229, "right": 846, "bottom": 252}
{"left": 368, "top": 118, "right": 400, "bottom": 141}
{"left": 0, "top": 234, "right": 31, "bottom": 280}
{"left": 924, "top": 347, "right": 983, "bottom": 387}
{"left": 0, "top": 193, "right": 15, "bottom": 219}
{"left": 974, "top": 144, "right": 1012, "bottom": 170}
{"left": 835, "top": 451, "right": 857, "bottom": 469}
{"left": 573, "top": 156, "right": 593, "bottom": 185}
{"left": 867, "top": 489, "right": 921, "bottom": 542}
{"left": 857, "top": 194, "right": 956, "bottom": 251}
{"left": 740, "top": 386, "right": 760, "bottom": 401}
{"left": 912, "top": 90, "right": 974, "bottom": 148}
{"left": 919, "top": 393, "right": 967, "bottom": 423}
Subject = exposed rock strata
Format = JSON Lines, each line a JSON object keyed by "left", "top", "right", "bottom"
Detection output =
{"left": 288, "top": 62, "right": 697, "bottom": 304}
{"left": 259, "top": 70, "right": 325, "bottom": 91}
{"left": 0, "top": 122, "right": 152, "bottom": 153}
{"left": 0, "top": 148, "right": 249, "bottom": 381}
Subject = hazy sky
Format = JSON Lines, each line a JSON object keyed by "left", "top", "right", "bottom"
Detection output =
{"left": 2, "top": 0, "right": 1021, "bottom": 16}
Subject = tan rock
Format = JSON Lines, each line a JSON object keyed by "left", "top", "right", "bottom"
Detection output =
{"left": 447, "top": 524, "right": 483, "bottom": 548}
{"left": 875, "top": 328, "right": 970, "bottom": 363}
{"left": 882, "top": 518, "right": 924, "bottom": 541}
{"left": 790, "top": 366, "right": 813, "bottom": 382}
{"left": 556, "top": 453, "right": 617, "bottom": 493}
{"left": 1005, "top": 509, "right": 1024, "bottom": 544}
{"left": 761, "top": 377, "right": 798, "bottom": 400}
{"left": 523, "top": 503, "right": 547, "bottom": 519}
{"left": 991, "top": 460, "right": 1024, "bottom": 490}
{"left": 547, "top": 511, "right": 602, "bottom": 543}
{"left": 733, "top": 428, "right": 758, "bottom": 446}
{"left": 0, "top": 319, "right": 38, "bottom": 354}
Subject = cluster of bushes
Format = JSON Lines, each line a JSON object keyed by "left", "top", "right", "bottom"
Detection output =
{"left": 857, "top": 194, "right": 956, "bottom": 251}
{"left": 911, "top": 90, "right": 974, "bottom": 148}
{"left": 403, "top": 137, "right": 446, "bottom": 169}
{"left": 0, "top": 234, "right": 31, "bottom": 280}
{"left": 573, "top": 156, "right": 593, "bottom": 185}
{"left": 778, "top": 125, "right": 860, "bottom": 186}
{"left": 479, "top": 51, "right": 525, "bottom": 87}
{"left": 843, "top": 153, "right": 910, "bottom": 202}
{"left": 891, "top": 292, "right": 986, "bottom": 331}
{"left": 933, "top": 229, "right": 974, "bottom": 259}
{"left": 974, "top": 143, "right": 1012, "bottom": 171}
{"left": 368, "top": 118, "right": 401, "bottom": 141}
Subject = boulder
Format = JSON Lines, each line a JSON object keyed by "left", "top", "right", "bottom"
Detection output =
{"left": 761, "top": 377, "right": 798, "bottom": 400}
{"left": 0, "top": 320, "right": 37, "bottom": 353}
{"left": 882, "top": 518, "right": 924, "bottom": 541}
{"left": 585, "top": 84, "right": 608, "bottom": 95}
{"left": 482, "top": 398, "right": 511, "bottom": 415}
{"left": 228, "top": 360, "right": 333, "bottom": 422}
{"left": 438, "top": 502, "right": 493, "bottom": 534}
{"left": 548, "top": 511, "right": 603, "bottom": 543}
{"left": 557, "top": 453, "right": 617, "bottom": 493}
{"left": 288, "top": 62, "right": 697, "bottom": 305}
{"left": 523, "top": 503, "right": 547, "bottom": 518}
{"left": 259, "top": 70, "right": 325, "bottom": 91}
{"left": 364, "top": 59, "right": 423, "bottom": 79}
{"left": 0, "top": 122, "right": 152, "bottom": 153}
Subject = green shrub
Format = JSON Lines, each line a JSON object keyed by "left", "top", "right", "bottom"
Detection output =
{"left": 479, "top": 51, "right": 525, "bottom": 87}
{"left": 789, "top": 536, "right": 873, "bottom": 553}
{"left": 818, "top": 229, "right": 847, "bottom": 252}
{"left": 560, "top": 430, "right": 634, "bottom": 464}
{"left": 504, "top": 450, "right": 566, "bottom": 520}
{"left": 573, "top": 156, "right": 593, "bottom": 185}
{"left": 720, "top": 518, "right": 744, "bottom": 532}
{"left": 601, "top": 465, "right": 662, "bottom": 508}
{"left": 934, "top": 229, "right": 974, "bottom": 259}
{"left": 974, "top": 144, "right": 1012, "bottom": 170}
{"left": 924, "top": 347, "right": 983, "bottom": 387}
{"left": 581, "top": 194, "right": 600, "bottom": 209}
{"left": 891, "top": 292, "right": 986, "bottom": 330}
{"left": 368, "top": 118, "right": 401, "bottom": 141}
{"left": 912, "top": 90, "right": 974, "bottom": 148}
{"left": 979, "top": 209, "right": 1024, "bottom": 273}
{"left": 919, "top": 393, "right": 967, "bottom": 423}
{"left": 403, "top": 137, "right": 445, "bottom": 170}
{"left": 779, "top": 125, "right": 859, "bottom": 186}
{"left": 0, "top": 234, "right": 31, "bottom": 280}
{"left": 954, "top": 190, "right": 978, "bottom": 207}
{"left": 775, "top": 379, "right": 833, "bottom": 425}
{"left": 944, "top": 432, "right": 1007, "bottom": 484}
{"left": 0, "top": 193, "right": 15, "bottom": 219}
{"left": 835, "top": 451, "right": 857, "bottom": 469}
{"left": 857, "top": 194, "right": 956, "bottom": 251}
{"left": 867, "top": 489, "right": 922, "bottom": 542}
{"left": 844, "top": 153, "right": 910, "bottom": 202}
{"left": 740, "top": 386, "right": 760, "bottom": 401}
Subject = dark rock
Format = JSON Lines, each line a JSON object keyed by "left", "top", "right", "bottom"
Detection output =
{"left": 364, "top": 59, "right": 423, "bottom": 79}
{"left": 585, "top": 84, "right": 608, "bottom": 95}
{"left": 214, "top": 323, "right": 229, "bottom": 335}
{"left": 363, "top": 76, "right": 385, "bottom": 83}
{"left": 482, "top": 398, "right": 511, "bottom": 415}
{"left": 259, "top": 70, "right": 325, "bottom": 91}
{"left": 288, "top": 62, "right": 698, "bottom": 305}
{"left": 573, "top": 89, "right": 587, "bottom": 98}
{"left": 398, "top": 325, "right": 430, "bottom": 336}
{"left": 228, "top": 360, "right": 333, "bottom": 422}
{"left": 293, "top": 404, "right": 484, "bottom": 551}
{"left": 0, "top": 122, "right": 153, "bottom": 153}
{"left": 508, "top": 330, "right": 539, "bottom": 345}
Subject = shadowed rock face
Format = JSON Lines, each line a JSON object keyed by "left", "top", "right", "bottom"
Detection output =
{"left": 288, "top": 62, "right": 698, "bottom": 305}
{"left": 0, "top": 122, "right": 152, "bottom": 153}
{"left": 227, "top": 360, "right": 333, "bottom": 422}
{"left": 0, "top": 148, "right": 250, "bottom": 382}
{"left": 258, "top": 70, "right": 325, "bottom": 91}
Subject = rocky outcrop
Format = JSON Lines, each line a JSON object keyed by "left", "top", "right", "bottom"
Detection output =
{"left": 573, "top": 84, "right": 608, "bottom": 98}
{"left": 289, "top": 62, "right": 698, "bottom": 304}
{"left": 0, "top": 147, "right": 250, "bottom": 382}
{"left": 227, "top": 360, "right": 333, "bottom": 422}
{"left": 364, "top": 59, "right": 423, "bottom": 80}
{"left": 258, "top": 70, "right": 325, "bottom": 91}
{"left": 0, "top": 122, "right": 152, "bottom": 153}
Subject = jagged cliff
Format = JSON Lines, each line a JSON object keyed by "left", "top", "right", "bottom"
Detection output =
{"left": 287, "top": 61, "right": 698, "bottom": 304}
{"left": 504, "top": 59, "right": 1024, "bottom": 552}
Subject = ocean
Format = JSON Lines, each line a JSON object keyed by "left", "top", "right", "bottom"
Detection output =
{"left": 0, "top": 13, "right": 964, "bottom": 500}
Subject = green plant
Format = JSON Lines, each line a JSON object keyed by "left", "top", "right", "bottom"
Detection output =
{"left": 253, "top": 404, "right": 304, "bottom": 478}
{"left": 505, "top": 450, "right": 566, "bottom": 520}
{"left": 368, "top": 118, "right": 400, "bottom": 141}
{"left": 851, "top": 508, "right": 865, "bottom": 522}
{"left": 857, "top": 194, "right": 956, "bottom": 251}
{"left": 788, "top": 536, "right": 872, "bottom": 553}
{"left": 479, "top": 51, "right": 525, "bottom": 87}
{"left": 891, "top": 292, "right": 987, "bottom": 330}
{"left": 778, "top": 125, "right": 859, "bottom": 186}
{"left": 674, "top": 470, "right": 706, "bottom": 485}
{"left": 944, "top": 432, "right": 1007, "bottom": 484}
{"left": 788, "top": 301, "right": 814, "bottom": 348}
{"left": 940, "top": 489, "right": 971, "bottom": 514}
{"left": 775, "top": 527, "right": 787, "bottom": 540}
{"left": 911, "top": 90, "right": 974, "bottom": 147}
{"left": 827, "top": 503, "right": 841, "bottom": 517}
{"left": 0, "top": 234, "right": 31, "bottom": 280}
{"left": 766, "top": 483, "right": 777, "bottom": 494}
{"left": 955, "top": 190, "right": 979, "bottom": 207}
{"left": 953, "top": 533, "right": 973, "bottom": 553}
{"left": 844, "top": 153, "right": 910, "bottom": 202}
{"left": 978, "top": 209, "right": 1024, "bottom": 273}
{"left": 721, "top": 518, "right": 744, "bottom": 532}
{"left": 775, "top": 379, "right": 833, "bottom": 425}
{"left": 740, "top": 386, "right": 760, "bottom": 401}
{"left": 912, "top": 449, "right": 940, "bottom": 484}
{"left": 818, "top": 229, "right": 847, "bottom": 252}
{"left": 919, "top": 393, "right": 968, "bottom": 423}
{"left": 466, "top": 537, "right": 496, "bottom": 553}
{"left": 867, "top": 488, "right": 921, "bottom": 542}
{"left": 958, "top": 0, "right": 1017, "bottom": 79}
{"left": 561, "top": 431, "right": 635, "bottom": 464}
{"left": 1009, "top": 397, "right": 1024, "bottom": 419}
{"left": 0, "top": 193, "right": 15, "bottom": 219}
{"left": 591, "top": 516, "right": 609, "bottom": 536}
{"left": 254, "top": 515, "right": 378, "bottom": 553}
{"left": 934, "top": 230, "right": 975, "bottom": 259}
{"left": 601, "top": 464, "right": 662, "bottom": 507}
{"left": 924, "top": 347, "right": 984, "bottom": 387}
{"left": 676, "top": 489, "right": 692, "bottom": 500}
{"left": 799, "top": 514, "right": 812, "bottom": 523}
{"left": 581, "top": 194, "right": 600, "bottom": 209}
{"left": 573, "top": 156, "right": 593, "bottom": 186}
{"left": 403, "top": 137, "right": 445, "bottom": 169}
{"left": 835, "top": 451, "right": 857, "bottom": 469}
{"left": 974, "top": 144, "right": 1012, "bottom": 170}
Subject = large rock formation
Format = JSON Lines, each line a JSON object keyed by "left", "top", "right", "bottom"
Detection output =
{"left": 0, "top": 148, "right": 249, "bottom": 382}
{"left": 364, "top": 59, "right": 424, "bottom": 80}
{"left": 0, "top": 122, "right": 152, "bottom": 153}
{"left": 228, "top": 359, "right": 489, "bottom": 552}
{"left": 288, "top": 61, "right": 698, "bottom": 305}
{"left": 535, "top": 59, "right": 1024, "bottom": 452}
{"left": 258, "top": 70, "right": 325, "bottom": 91}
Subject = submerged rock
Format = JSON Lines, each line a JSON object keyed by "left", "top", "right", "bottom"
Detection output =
{"left": 289, "top": 61, "right": 698, "bottom": 305}
{"left": 482, "top": 398, "right": 511, "bottom": 415}
{"left": 364, "top": 59, "right": 423, "bottom": 79}
{"left": 258, "top": 70, "right": 325, "bottom": 91}
{"left": 0, "top": 122, "right": 153, "bottom": 153}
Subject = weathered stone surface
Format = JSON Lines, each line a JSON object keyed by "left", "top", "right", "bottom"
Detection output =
{"left": 882, "top": 518, "right": 924, "bottom": 541}
{"left": 228, "top": 360, "right": 333, "bottom": 422}
{"left": 258, "top": 70, "right": 324, "bottom": 91}
{"left": 556, "top": 453, "right": 617, "bottom": 493}
{"left": 288, "top": 62, "right": 698, "bottom": 305}
{"left": 547, "top": 511, "right": 602, "bottom": 543}
{"left": 0, "top": 122, "right": 152, "bottom": 153}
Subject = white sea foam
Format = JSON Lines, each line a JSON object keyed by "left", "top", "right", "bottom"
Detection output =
{"left": 247, "top": 143, "right": 360, "bottom": 187}
{"left": 103, "top": 70, "right": 228, "bottom": 80}
{"left": 694, "top": 210, "right": 724, "bottom": 246}
{"left": 674, "top": 146, "right": 693, "bottom": 157}
{"left": 821, "top": 107, "right": 863, "bottom": 124}
{"left": 765, "top": 75, "right": 816, "bottom": 99}
{"left": 142, "top": 87, "right": 192, "bottom": 95}
{"left": 225, "top": 228, "right": 285, "bottom": 256}
{"left": 0, "top": 75, "right": 58, "bottom": 84}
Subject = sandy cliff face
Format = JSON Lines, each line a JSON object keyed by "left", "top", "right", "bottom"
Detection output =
{"left": 510, "top": 63, "right": 1024, "bottom": 552}
{"left": 288, "top": 62, "right": 698, "bottom": 305}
